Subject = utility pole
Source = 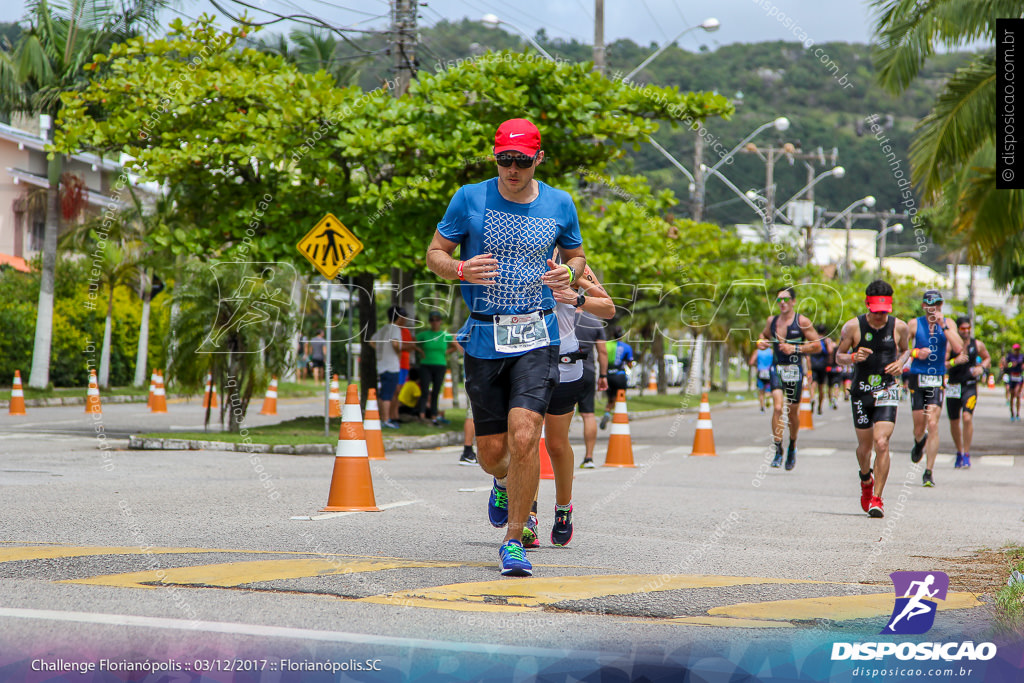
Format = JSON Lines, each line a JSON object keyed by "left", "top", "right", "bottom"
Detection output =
{"left": 593, "top": 0, "right": 605, "bottom": 74}
{"left": 391, "top": 0, "right": 417, "bottom": 96}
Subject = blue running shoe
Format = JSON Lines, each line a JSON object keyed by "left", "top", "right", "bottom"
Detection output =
{"left": 488, "top": 479, "right": 508, "bottom": 528}
{"left": 499, "top": 540, "right": 532, "bottom": 576}
{"left": 521, "top": 514, "right": 539, "bottom": 548}
{"left": 963, "top": 453, "right": 971, "bottom": 469}
{"left": 954, "top": 452, "right": 964, "bottom": 469}
{"left": 770, "top": 442, "right": 783, "bottom": 468}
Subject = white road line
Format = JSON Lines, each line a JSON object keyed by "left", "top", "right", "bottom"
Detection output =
{"left": 290, "top": 499, "right": 420, "bottom": 521}
{"left": 798, "top": 448, "right": 836, "bottom": 457}
{"left": 727, "top": 447, "right": 772, "bottom": 455}
{"left": 979, "top": 456, "right": 1015, "bottom": 467}
{"left": 0, "top": 607, "right": 575, "bottom": 657}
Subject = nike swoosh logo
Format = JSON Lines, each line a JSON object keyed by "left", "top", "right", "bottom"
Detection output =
{"left": 509, "top": 133, "right": 524, "bottom": 138}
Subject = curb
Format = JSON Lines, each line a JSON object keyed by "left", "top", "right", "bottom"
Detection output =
{"left": 128, "top": 430, "right": 465, "bottom": 455}
{"left": 126, "top": 401, "right": 758, "bottom": 454}
{"left": 0, "top": 394, "right": 190, "bottom": 409}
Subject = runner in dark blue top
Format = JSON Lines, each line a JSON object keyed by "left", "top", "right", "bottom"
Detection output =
{"left": 600, "top": 326, "right": 634, "bottom": 430}
{"left": 426, "top": 118, "right": 585, "bottom": 577}
{"left": 756, "top": 286, "right": 822, "bottom": 471}
{"left": 906, "top": 289, "right": 963, "bottom": 487}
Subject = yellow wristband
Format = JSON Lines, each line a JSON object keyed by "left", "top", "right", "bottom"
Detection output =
{"left": 562, "top": 263, "right": 575, "bottom": 282}
{"left": 911, "top": 349, "right": 918, "bottom": 359}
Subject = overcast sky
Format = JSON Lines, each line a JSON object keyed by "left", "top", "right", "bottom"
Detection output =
{"left": 0, "top": 0, "right": 878, "bottom": 48}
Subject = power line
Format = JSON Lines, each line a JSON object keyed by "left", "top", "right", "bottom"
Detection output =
{"left": 638, "top": 0, "right": 669, "bottom": 42}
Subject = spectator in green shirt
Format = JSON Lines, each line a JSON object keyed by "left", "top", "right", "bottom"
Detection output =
{"left": 415, "top": 310, "right": 458, "bottom": 424}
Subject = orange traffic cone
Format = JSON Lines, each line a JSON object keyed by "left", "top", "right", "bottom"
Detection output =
{"left": 539, "top": 424, "right": 554, "bottom": 480}
{"left": 799, "top": 386, "right": 814, "bottom": 430}
{"left": 147, "top": 370, "right": 157, "bottom": 409}
{"left": 328, "top": 375, "right": 342, "bottom": 418}
{"left": 690, "top": 392, "right": 717, "bottom": 456}
{"left": 9, "top": 370, "right": 26, "bottom": 416}
{"left": 364, "top": 388, "right": 386, "bottom": 461}
{"left": 441, "top": 369, "right": 454, "bottom": 411}
{"left": 604, "top": 389, "right": 636, "bottom": 467}
{"left": 203, "top": 373, "right": 219, "bottom": 409}
{"left": 150, "top": 370, "right": 168, "bottom": 414}
{"left": 85, "top": 369, "right": 102, "bottom": 414}
{"left": 648, "top": 368, "right": 658, "bottom": 392}
{"left": 322, "top": 384, "right": 380, "bottom": 512}
{"left": 259, "top": 376, "right": 278, "bottom": 415}
{"left": 988, "top": 374, "right": 995, "bottom": 389}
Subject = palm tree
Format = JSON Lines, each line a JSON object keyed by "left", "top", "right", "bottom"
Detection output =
{"left": 169, "top": 260, "right": 298, "bottom": 432}
{"left": 252, "top": 28, "right": 365, "bottom": 88}
{"left": 870, "top": 0, "right": 1024, "bottom": 291}
{"left": 0, "top": 0, "right": 168, "bottom": 388}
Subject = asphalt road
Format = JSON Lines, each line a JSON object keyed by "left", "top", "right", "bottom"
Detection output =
{"left": 1, "top": 385, "right": 1022, "bottom": 680}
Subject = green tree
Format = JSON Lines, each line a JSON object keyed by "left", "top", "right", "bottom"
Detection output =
{"left": 870, "top": 0, "right": 1024, "bottom": 290}
{"left": 0, "top": 0, "right": 167, "bottom": 388}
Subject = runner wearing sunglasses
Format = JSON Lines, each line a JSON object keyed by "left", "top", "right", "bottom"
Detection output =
{"left": 426, "top": 118, "right": 586, "bottom": 577}
{"left": 756, "top": 286, "right": 822, "bottom": 471}
{"left": 945, "top": 316, "right": 990, "bottom": 469}
{"left": 835, "top": 280, "right": 911, "bottom": 517}
{"left": 906, "top": 290, "right": 963, "bottom": 487}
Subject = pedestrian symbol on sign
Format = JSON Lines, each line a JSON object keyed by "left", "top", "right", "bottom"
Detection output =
{"left": 297, "top": 213, "right": 363, "bottom": 279}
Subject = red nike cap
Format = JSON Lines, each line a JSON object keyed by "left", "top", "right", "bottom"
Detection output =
{"left": 494, "top": 118, "right": 541, "bottom": 156}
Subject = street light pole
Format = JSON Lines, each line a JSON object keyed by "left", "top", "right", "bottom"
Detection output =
{"left": 823, "top": 196, "right": 877, "bottom": 276}
{"left": 594, "top": 0, "right": 605, "bottom": 74}
{"left": 481, "top": 14, "right": 554, "bottom": 61}
{"left": 622, "top": 17, "right": 720, "bottom": 82}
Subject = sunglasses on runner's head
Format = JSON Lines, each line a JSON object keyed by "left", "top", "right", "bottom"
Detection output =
{"left": 495, "top": 152, "right": 537, "bottom": 168}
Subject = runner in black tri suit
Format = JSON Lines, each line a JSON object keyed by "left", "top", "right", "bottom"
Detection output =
{"left": 756, "top": 286, "right": 822, "bottom": 471}
{"left": 835, "top": 280, "right": 911, "bottom": 518}
{"left": 946, "top": 316, "right": 991, "bottom": 469}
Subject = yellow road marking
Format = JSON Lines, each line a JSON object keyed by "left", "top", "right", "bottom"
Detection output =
{"left": 61, "top": 558, "right": 485, "bottom": 589}
{"left": 708, "top": 592, "right": 984, "bottom": 623}
{"left": 359, "top": 574, "right": 822, "bottom": 613}
{"left": 0, "top": 546, "right": 238, "bottom": 563}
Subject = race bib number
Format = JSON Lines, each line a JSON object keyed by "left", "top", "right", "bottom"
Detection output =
{"left": 777, "top": 365, "right": 800, "bottom": 383}
{"left": 918, "top": 374, "right": 942, "bottom": 388}
{"left": 873, "top": 386, "right": 901, "bottom": 406}
{"left": 758, "top": 369, "right": 771, "bottom": 380}
{"left": 946, "top": 384, "right": 962, "bottom": 399}
{"left": 493, "top": 311, "right": 550, "bottom": 354}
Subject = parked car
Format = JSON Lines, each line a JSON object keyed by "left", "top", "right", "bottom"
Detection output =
{"left": 663, "top": 356, "right": 683, "bottom": 386}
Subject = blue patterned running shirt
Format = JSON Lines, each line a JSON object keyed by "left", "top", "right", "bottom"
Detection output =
{"left": 438, "top": 178, "right": 583, "bottom": 359}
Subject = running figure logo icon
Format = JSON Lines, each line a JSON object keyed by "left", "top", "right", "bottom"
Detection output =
{"left": 882, "top": 571, "right": 949, "bottom": 634}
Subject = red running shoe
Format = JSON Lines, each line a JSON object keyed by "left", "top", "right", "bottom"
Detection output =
{"left": 860, "top": 475, "right": 875, "bottom": 512}
{"left": 868, "top": 496, "right": 884, "bottom": 518}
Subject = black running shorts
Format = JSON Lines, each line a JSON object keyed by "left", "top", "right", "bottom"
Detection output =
{"left": 945, "top": 382, "right": 978, "bottom": 420}
{"left": 605, "top": 371, "right": 628, "bottom": 402}
{"left": 908, "top": 373, "right": 944, "bottom": 410}
{"left": 851, "top": 391, "right": 898, "bottom": 428}
{"left": 769, "top": 367, "right": 803, "bottom": 404}
{"left": 464, "top": 346, "right": 559, "bottom": 437}
{"left": 547, "top": 377, "right": 585, "bottom": 416}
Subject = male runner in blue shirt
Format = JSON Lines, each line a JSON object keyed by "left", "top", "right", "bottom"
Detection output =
{"left": 426, "top": 118, "right": 585, "bottom": 577}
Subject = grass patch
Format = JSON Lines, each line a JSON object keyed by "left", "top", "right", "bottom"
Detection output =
{"left": 994, "top": 545, "right": 1024, "bottom": 636}
{"left": 144, "top": 410, "right": 469, "bottom": 446}
{"left": 624, "top": 389, "right": 756, "bottom": 412}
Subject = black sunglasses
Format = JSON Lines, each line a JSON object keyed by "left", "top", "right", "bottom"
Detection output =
{"left": 495, "top": 152, "right": 537, "bottom": 169}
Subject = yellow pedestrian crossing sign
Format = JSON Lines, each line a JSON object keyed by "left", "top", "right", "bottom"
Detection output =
{"left": 297, "top": 213, "right": 363, "bottom": 279}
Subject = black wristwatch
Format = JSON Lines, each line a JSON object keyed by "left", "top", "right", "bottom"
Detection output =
{"left": 575, "top": 293, "right": 586, "bottom": 308}
{"left": 599, "top": 374, "right": 607, "bottom": 378}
